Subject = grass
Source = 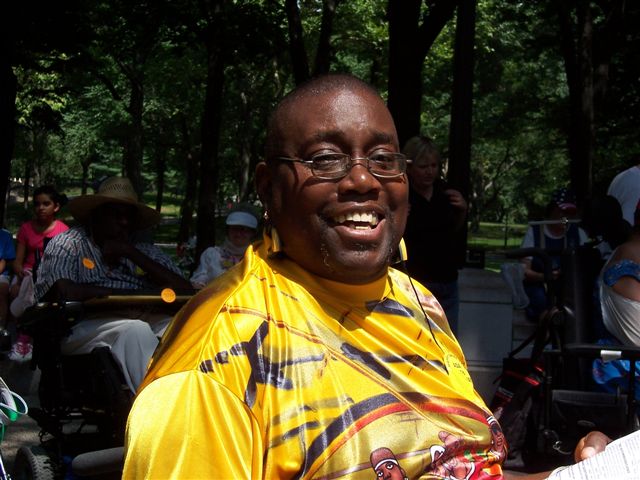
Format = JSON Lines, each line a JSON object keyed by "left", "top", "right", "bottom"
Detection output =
{"left": 468, "top": 221, "right": 527, "bottom": 250}
{"left": 468, "top": 222, "right": 528, "bottom": 273}
{"left": 5, "top": 190, "right": 527, "bottom": 274}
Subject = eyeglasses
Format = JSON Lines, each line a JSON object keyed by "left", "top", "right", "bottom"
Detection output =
{"left": 273, "top": 152, "right": 411, "bottom": 180}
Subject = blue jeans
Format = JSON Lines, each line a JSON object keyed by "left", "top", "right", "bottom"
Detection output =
{"left": 425, "top": 280, "right": 459, "bottom": 335}
{"left": 523, "top": 282, "right": 548, "bottom": 322}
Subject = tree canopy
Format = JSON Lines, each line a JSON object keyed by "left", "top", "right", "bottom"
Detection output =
{"left": 3, "top": 0, "right": 639, "bottom": 242}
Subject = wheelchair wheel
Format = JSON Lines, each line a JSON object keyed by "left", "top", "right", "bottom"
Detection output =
{"left": 12, "top": 445, "right": 57, "bottom": 480}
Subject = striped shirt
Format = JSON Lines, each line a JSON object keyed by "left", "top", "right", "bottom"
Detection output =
{"left": 34, "top": 226, "right": 182, "bottom": 300}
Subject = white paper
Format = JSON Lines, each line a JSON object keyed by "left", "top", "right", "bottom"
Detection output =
{"left": 547, "top": 429, "right": 640, "bottom": 480}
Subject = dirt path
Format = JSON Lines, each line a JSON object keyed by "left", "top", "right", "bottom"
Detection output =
{"left": 0, "top": 361, "right": 41, "bottom": 475}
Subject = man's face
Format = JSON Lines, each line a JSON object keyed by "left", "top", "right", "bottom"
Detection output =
{"left": 375, "top": 461, "right": 404, "bottom": 480}
{"left": 258, "top": 87, "right": 409, "bottom": 284}
{"left": 93, "top": 203, "right": 137, "bottom": 241}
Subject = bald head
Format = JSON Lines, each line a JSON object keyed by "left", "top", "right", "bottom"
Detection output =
{"left": 265, "top": 74, "right": 388, "bottom": 160}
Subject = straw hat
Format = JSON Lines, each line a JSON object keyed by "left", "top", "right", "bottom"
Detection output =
{"left": 68, "top": 176, "right": 161, "bottom": 230}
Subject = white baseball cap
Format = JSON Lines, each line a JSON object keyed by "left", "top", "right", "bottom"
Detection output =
{"left": 226, "top": 211, "right": 258, "bottom": 230}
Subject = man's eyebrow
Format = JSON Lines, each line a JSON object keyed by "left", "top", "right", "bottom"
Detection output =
{"left": 369, "top": 131, "right": 396, "bottom": 144}
{"left": 309, "top": 130, "right": 396, "bottom": 145}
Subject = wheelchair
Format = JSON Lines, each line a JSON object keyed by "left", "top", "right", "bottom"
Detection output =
{"left": 10, "top": 293, "right": 190, "bottom": 479}
{"left": 500, "top": 243, "right": 640, "bottom": 472}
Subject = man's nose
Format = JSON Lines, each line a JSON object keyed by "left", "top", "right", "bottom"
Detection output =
{"left": 116, "top": 213, "right": 131, "bottom": 226}
{"left": 340, "top": 159, "right": 381, "bottom": 192}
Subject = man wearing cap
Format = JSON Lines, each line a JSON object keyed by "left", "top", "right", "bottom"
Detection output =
{"left": 190, "top": 209, "right": 258, "bottom": 289}
{"left": 520, "top": 187, "right": 589, "bottom": 321}
{"left": 34, "top": 176, "right": 192, "bottom": 392}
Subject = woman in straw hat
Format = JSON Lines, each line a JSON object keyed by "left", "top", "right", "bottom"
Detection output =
{"left": 33, "top": 176, "right": 191, "bottom": 392}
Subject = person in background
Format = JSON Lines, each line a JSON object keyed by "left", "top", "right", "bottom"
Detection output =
{"left": 579, "top": 194, "right": 632, "bottom": 340}
{"left": 607, "top": 159, "right": 640, "bottom": 227}
{"left": 598, "top": 200, "right": 640, "bottom": 347}
{"left": 8, "top": 185, "right": 69, "bottom": 362}
{"left": 34, "top": 176, "right": 191, "bottom": 392}
{"left": 0, "top": 228, "right": 16, "bottom": 352}
{"left": 402, "top": 135, "right": 467, "bottom": 335}
{"left": 520, "top": 187, "right": 588, "bottom": 322}
{"left": 124, "top": 74, "right": 608, "bottom": 479}
{"left": 591, "top": 200, "right": 640, "bottom": 403}
{"left": 189, "top": 209, "right": 258, "bottom": 289}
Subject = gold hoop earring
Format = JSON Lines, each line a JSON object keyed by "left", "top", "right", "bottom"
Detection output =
{"left": 392, "top": 238, "right": 408, "bottom": 264}
{"left": 398, "top": 238, "right": 408, "bottom": 262}
{"left": 268, "top": 227, "right": 282, "bottom": 257}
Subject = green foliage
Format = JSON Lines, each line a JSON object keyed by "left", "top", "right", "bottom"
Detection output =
{"left": 8, "top": 0, "right": 640, "bottom": 244}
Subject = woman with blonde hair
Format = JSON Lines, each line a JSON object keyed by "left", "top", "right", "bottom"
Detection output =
{"left": 402, "top": 136, "right": 467, "bottom": 334}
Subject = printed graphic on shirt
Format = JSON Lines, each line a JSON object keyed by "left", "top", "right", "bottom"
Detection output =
{"left": 198, "top": 315, "right": 505, "bottom": 478}
{"left": 370, "top": 447, "right": 408, "bottom": 479}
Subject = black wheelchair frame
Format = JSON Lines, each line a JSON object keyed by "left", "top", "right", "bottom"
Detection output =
{"left": 11, "top": 294, "right": 190, "bottom": 480}
{"left": 505, "top": 245, "right": 640, "bottom": 470}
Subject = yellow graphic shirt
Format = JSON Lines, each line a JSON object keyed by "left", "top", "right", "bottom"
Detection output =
{"left": 124, "top": 237, "right": 506, "bottom": 479}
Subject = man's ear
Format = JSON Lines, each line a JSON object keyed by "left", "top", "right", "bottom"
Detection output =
{"left": 255, "top": 161, "right": 272, "bottom": 207}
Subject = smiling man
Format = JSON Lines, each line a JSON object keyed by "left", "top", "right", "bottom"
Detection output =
{"left": 124, "top": 75, "right": 608, "bottom": 479}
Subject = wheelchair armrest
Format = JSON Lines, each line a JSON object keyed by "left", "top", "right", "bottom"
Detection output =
{"left": 82, "top": 292, "right": 193, "bottom": 317}
{"left": 505, "top": 247, "right": 551, "bottom": 261}
{"left": 19, "top": 301, "right": 84, "bottom": 327}
{"left": 563, "top": 343, "right": 640, "bottom": 362}
{"left": 83, "top": 293, "right": 193, "bottom": 308}
{"left": 71, "top": 446, "right": 124, "bottom": 476}
{"left": 504, "top": 247, "right": 555, "bottom": 282}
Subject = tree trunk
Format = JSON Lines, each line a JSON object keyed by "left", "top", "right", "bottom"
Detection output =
{"left": 387, "top": 0, "right": 423, "bottom": 148}
{"left": 81, "top": 162, "right": 89, "bottom": 195}
{"left": 448, "top": 0, "right": 475, "bottom": 200}
{"left": 196, "top": 6, "right": 226, "bottom": 258}
{"left": 177, "top": 117, "right": 198, "bottom": 247}
{"left": 238, "top": 92, "right": 252, "bottom": 202}
{"left": 576, "top": 2, "right": 594, "bottom": 202}
{"left": 448, "top": 0, "right": 476, "bottom": 265}
{"left": 387, "top": 0, "right": 457, "bottom": 147}
{"left": 0, "top": 59, "right": 16, "bottom": 226}
{"left": 22, "top": 153, "right": 31, "bottom": 211}
{"left": 557, "top": 0, "right": 594, "bottom": 204}
{"left": 123, "top": 72, "right": 145, "bottom": 198}
{"left": 154, "top": 147, "right": 166, "bottom": 213}
{"left": 313, "top": 0, "right": 340, "bottom": 76}
{"left": 284, "top": 0, "right": 310, "bottom": 85}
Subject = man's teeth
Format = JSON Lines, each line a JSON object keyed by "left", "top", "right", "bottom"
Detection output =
{"left": 333, "top": 212, "right": 379, "bottom": 228}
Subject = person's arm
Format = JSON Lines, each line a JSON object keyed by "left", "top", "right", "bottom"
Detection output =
{"left": 102, "top": 240, "right": 192, "bottom": 291}
{"left": 521, "top": 257, "right": 545, "bottom": 283}
{"left": 519, "top": 227, "right": 551, "bottom": 282}
{"left": 41, "top": 278, "right": 112, "bottom": 302}
{"left": 612, "top": 275, "right": 640, "bottom": 302}
{"left": 124, "top": 371, "right": 262, "bottom": 479}
{"left": 444, "top": 188, "right": 468, "bottom": 231}
{"left": 33, "top": 234, "right": 90, "bottom": 301}
{"left": 503, "top": 431, "right": 611, "bottom": 480}
{"left": 13, "top": 242, "right": 26, "bottom": 279}
{"left": 190, "top": 248, "right": 223, "bottom": 289}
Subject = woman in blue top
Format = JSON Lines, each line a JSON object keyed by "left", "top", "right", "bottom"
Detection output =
{"left": 593, "top": 200, "right": 640, "bottom": 399}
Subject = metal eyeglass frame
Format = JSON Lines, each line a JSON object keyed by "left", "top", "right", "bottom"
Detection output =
{"left": 273, "top": 152, "right": 411, "bottom": 180}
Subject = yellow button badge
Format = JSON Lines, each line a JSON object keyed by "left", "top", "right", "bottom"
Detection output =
{"left": 161, "top": 288, "right": 176, "bottom": 304}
